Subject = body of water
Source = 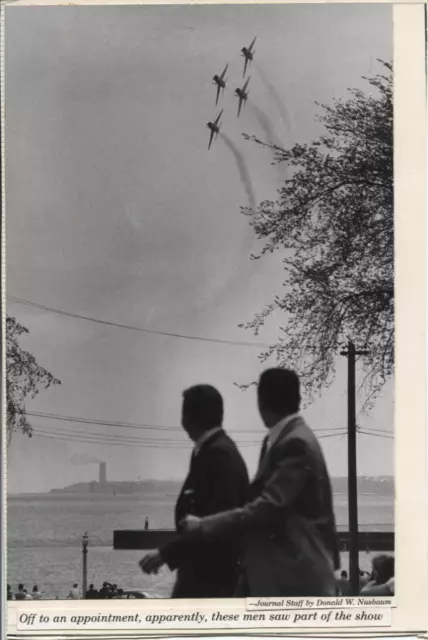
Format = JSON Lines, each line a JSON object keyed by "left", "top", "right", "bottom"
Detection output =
{"left": 7, "top": 492, "right": 394, "bottom": 599}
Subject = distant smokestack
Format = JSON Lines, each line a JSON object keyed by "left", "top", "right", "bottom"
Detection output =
{"left": 99, "top": 462, "right": 107, "bottom": 485}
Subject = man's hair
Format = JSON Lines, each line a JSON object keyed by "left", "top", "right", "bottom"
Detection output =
{"left": 33, "top": 585, "right": 38, "bottom": 591}
{"left": 73, "top": 583, "right": 78, "bottom": 588}
{"left": 182, "top": 384, "right": 224, "bottom": 430}
{"left": 18, "top": 584, "right": 24, "bottom": 590}
{"left": 341, "top": 570, "right": 348, "bottom": 579}
{"left": 372, "top": 554, "right": 394, "bottom": 584}
{"left": 258, "top": 368, "right": 301, "bottom": 415}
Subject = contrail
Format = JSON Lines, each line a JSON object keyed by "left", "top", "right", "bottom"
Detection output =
{"left": 247, "top": 100, "right": 279, "bottom": 146}
{"left": 214, "top": 133, "right": 260, "bottom": 306}
{"left": 220, "top": 133, "right": 256, "bottom": 211}
{"left": 254, "top": 62, "right": 292, "bottom": 132}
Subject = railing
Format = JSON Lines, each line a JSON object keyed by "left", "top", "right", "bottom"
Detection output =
{"left": 113, "top": 529, "right": 394, "bottom": 551}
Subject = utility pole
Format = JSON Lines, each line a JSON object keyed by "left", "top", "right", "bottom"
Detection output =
{"left": 340, "top": 340, "right": 369, "bottom": 595}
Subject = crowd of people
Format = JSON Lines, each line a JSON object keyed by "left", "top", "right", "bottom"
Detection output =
{"left": 8, "top": 584, "right": 42, "bottom": 600}
{"left": 7, "top": 581, "right": 135, "bottom": 600}
{"left": 85, "top": 582, "right": 130, "bottom": 599}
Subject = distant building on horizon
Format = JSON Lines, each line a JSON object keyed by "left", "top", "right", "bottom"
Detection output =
{"left": 99, "top": 462, "right": 107, "bottom": 485}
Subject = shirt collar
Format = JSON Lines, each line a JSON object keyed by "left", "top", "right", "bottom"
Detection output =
{"left": 267, "top": 413, "right": 300, "bottom": 451}
{"left": 193, "top": 426, "right": 223, "bottom": 456}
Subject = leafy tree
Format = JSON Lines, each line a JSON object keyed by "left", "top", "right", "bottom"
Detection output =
{"left": 239, "top": 61, "right": 393, "bottom": 409}
{"left": 6, "top": 315, "right": 61, "bottom": 448}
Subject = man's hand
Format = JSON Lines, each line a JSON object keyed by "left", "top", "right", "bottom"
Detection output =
{"left": 180, "top": 514, "right": 202, "bottom": 532}
{"left": 139, "top": 550, "right": 164, "bottom": 575}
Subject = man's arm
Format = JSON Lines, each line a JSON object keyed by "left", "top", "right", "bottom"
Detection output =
{"left": 199, "top": 438, "right": 308, "bottom": 543}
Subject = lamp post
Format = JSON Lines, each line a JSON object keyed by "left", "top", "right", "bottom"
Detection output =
{"left": 82, "top": 532, "right": 89, "bottom": 599}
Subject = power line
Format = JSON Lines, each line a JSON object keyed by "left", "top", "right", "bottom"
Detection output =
{"left": 27, "top": 427, "right": 347, "bottom": 448}
{"left": 357, "top": 429, "right": 394, "bottom": 440}
{"left": 31, "top": 427, "right": 194, "bottom": 445}
{"left": 24, "top": 409, "right": 349, "bottom": 435}
{"left": 26, "top": 411, "right": 183, "bottom": 432}
{"left": 7, "top": 296, "right": 269, "bottom": 348}
{"left": 31, "top": 432, "right": 192, "bottom": 450}
{"left": 30, "top": 425, "right": 263, "bottom": 446}
{"left": 30, "top": 424, "right": 347, "bottom": 444}
{"left": 358, "top": 426, "right": 394, "bottom": 436}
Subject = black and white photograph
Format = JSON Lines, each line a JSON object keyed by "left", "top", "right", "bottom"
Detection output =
{"left": 5, "top": 3, "right": 395, "bottom": 602}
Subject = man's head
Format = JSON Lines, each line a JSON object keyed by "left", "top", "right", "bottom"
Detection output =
{"left": 257, "top": 368, "right": 301, "bottom": 427}
{"left": 182, "top": 384, "right": 223, "bottom": 441}
{"left": 341, "top": 570, "right": 348, "bottom": 580}
{"left": 372, "top": 554, "right": 394, "bottom": 584}
{"left": 18, "top": 584, "right": 24, "bottom": 591}
{"left": 73, "top": 583, "right": 78, "bottom": 589}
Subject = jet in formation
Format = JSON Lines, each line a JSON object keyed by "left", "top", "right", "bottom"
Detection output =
{"left": 212, "top": 64, "right": 228, "bottom": 105}
{"left": 241, "top": 37, "right": 256, "bottom": 77}
{"left": 235, "top": 77, "right": 250, "bottom": 117}
{"left": 207, "top": 109, "right": 223, "bottom": 150}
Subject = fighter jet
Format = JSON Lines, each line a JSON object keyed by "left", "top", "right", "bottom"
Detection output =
{"left": 241, "top": 37, "right": 256, "bottom": 77}
{"left": 212, "top": 64, "right": 228, "bottom": 106}
{"left": 207, "top": 110, "right": 223, "bottom": 150}
{"left": 235, "top": 77, "right": 250, "bottom": 117}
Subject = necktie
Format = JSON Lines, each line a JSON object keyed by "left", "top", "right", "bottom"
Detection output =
{"left": 258, "top": 435, "right": 269, "bottom": 467}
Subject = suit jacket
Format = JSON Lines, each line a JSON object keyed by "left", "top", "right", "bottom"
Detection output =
{"left": 200, "top": 416, "right": 340, "bottom": 597}
{"left": 160, "top": 429, "right": 249, "bottom": 598}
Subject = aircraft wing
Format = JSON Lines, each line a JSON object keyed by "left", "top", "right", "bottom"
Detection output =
{"left": 221, "top": 64, "right": 228, "bottom": 79}
{"left": 208, "top": 129, "right": 215, "bottom": 150}
{"left": 216, "top": 84, "right": 221, "bottom": 105}
{"left": 243, "top": 76, "right": 251, "bottom": 91}
{"left": 243, "top": 57, "right": 248, "bottom": 77}
{"left": 249, "top": 36, "right": 256, "bottom": 52}
{"left": 214, "top": 109, "right": 223, "bottom": 126}
{"left": 237, "top": 96, "right": 243, "bottom": 117}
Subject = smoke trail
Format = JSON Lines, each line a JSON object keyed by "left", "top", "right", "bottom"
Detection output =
{"left": 214, "top": 133, "right": 260, "bottom": 306}
{"left": 247, "top": 100, "right": 279, "bottom": 146}
{"left": 254, "top": 61, "right": 292, "bottom": 132}
{"left": 220, "top": 133, "right": 256, "bottom": 211}
{"left": 70, "top": 453, "right": 102, "bottom": 466}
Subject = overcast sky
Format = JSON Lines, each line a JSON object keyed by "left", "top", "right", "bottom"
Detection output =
{"left": 6, "top": 4, "right": 393, "bottom": 494}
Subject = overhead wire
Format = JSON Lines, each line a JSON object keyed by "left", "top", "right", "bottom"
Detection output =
{"left": 24, "top": 409, "right": 348, "bottom": 435}
{"left": 357, "top": 429, "right": 394, "bottom": 440}
{"left": 27, "top": 426, "right": 347, "bottom": 448}
{"left": 7, "top": 296, "right": 270, "bottom": 348}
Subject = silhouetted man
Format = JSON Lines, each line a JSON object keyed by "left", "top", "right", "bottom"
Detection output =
{"left": 15, "top": 584, "right": 26, "bottom": 600}
{"left": 140, "top": 384, "right": 249, "bottom": 597}
{"left": 337, "top": 570, "right": 352, "bottom": 595}
{"left": 86, "top": 584, "right": 99, "bottom": 599}
{"left": 183, "top": 368, "right": 340, "bottom": 596}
